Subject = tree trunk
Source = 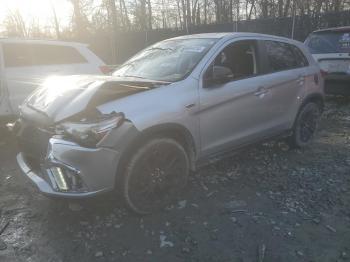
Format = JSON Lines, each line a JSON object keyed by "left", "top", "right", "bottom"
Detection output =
{"left": 161, "top": 0, "right": 166, "bottom": 28}
{"left": 248, "top": 0, "right": 255, "bottom": 20}
{"left": 118, "top": 0, "right": 124, "bottom": 28}
{"left": 196, "top": 3, "right": 201, "bottom": 24}
{"left": 333, "top": 0, "right": 341, "bottom": 12}
{"left": 283, "top": 0, "right": 291, "bottom": 17}
{"left": 214, "top": 0, "right": 221, "bottom": 23}
{"left": 71, "top": 0, "right": 86, "bottom": 38}
{"left": 109, "top": 0, "right": 118, "bottom": 63}
{"left": 51, "top": 1, "right": 60, "bottom": 38}
{"left": 176, "top": 0, "right": 183, "bottom": 28}
{"left": 139, "top": 0, "right": 147, "bottom": 30}
{"left": 261, "top": 0, "right": 268, "bottom": 18}
{"left": 120, "top": 0, "right": 130, "bottom": 29}
{"left": 147, "top": 0, "right": 152, "bottom": 30}
{"left": 314, "top": 0, "right": 323, "bottom": 18}
{"left": 236, "top": 0, "right": 240, "bottom": 23}
{"left": 204, "top": 0, "right": 207, "bottom": 24}
{"left": 186, "top": 0, "right": 191, "bottom": 29}
{"left": 278, "top": 0, "right": 283, "bottom": 17}
{"left": 192, "top": 0, "right": 199, "bottom": 25}
{"left": 181, "top": 0, "right": 187, "bottom": 31}
{"left": 306, "top": 0, "right": 311, "bottom": 16}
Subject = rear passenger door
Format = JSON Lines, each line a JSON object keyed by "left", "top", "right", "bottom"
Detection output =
{"left": 3, "top": 43, "right": 95, "bottom": 113}
{"left": 33, "top": 44, "right": 104, "bottom": 76}
{"left": 260, "top": 40, "right": 310, "bottom": 129}
{"left": 27, "top": 44, "right": 93, "bottom": 76}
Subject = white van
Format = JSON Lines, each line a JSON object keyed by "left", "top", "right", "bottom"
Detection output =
{"left": 305, "top": 27, "right": 350, "bottom": 95}
{"left": 0, "top": 38, "right": 107, "bottom": 123}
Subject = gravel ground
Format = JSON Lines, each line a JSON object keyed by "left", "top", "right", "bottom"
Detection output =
{"left": 0, "top": 96, "right": 349, "bottom": 262}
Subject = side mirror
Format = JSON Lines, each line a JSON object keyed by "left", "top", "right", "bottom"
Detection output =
{"left": 204, "top": 65, "right": 234, "bottom": 87}
{"left": 213, "top": 66, "right": 234, "bottom": 82}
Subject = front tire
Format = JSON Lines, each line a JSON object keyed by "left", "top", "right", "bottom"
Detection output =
{"left": 287, "top": 102, "right": 321, "bottom": 149}
{"left": 122, "top": 138, "right": 189, "bottom": 214}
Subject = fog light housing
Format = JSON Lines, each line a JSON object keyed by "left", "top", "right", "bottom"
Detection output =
{"left": 50, "top": 167, "right": 69, "bottom": 191}
{"left": 48, "top": 166, "right": 86, "bottom": 192}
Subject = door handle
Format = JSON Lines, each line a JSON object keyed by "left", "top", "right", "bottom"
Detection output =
{"left": 297, "top": 75, "right": 305, "bottom": 84}
{"left": 185, "top": 103, "right": 196, "bottom": 109}
{"left": 254, "top": 86, "right": 268, "bottom": 97}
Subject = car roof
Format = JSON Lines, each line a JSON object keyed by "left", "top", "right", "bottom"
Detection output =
{"left": 312, "top": 26, "right": 350, "bottom": 33}
{"left": 0, "top": 38, "right": 87, "bottom": 47}
{"left": 167, "top": 32, "right": 299, "bottom": 43}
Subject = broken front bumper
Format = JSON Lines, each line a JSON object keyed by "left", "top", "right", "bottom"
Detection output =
{"left": 17, "top": 138, "right": 120, "bottom": 198}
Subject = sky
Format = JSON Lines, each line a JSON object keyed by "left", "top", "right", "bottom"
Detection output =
{"left": 0, "top": 0, "right": 73, "bottom": 32}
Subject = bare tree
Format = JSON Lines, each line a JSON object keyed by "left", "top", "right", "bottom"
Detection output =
{"left": 186, "top": 0, "right": 191, "bottom": 28}
{"left": 2, "top": 0, "right": 350, "bottom": 40}
{"left": 3, "top": 9, "right": 28, "bottom": 37}
{"left": 50, "top": 0, "right": 61, "bottom": 38}
{"left": 69, "top": 0, "right": 90, "bottom": 38}
{"left": 147, "top": 0, "right": 153, "bottom": 29}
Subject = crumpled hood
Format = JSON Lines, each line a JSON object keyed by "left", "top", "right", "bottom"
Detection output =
{"left": 23, "top": 75, "right": 167, "bottom": 123}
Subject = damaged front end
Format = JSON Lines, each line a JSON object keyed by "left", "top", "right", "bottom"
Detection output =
{"left": 17, "top": 135, "right": 121, "bottom": 197}
{"left": 15, "top": 75, "right": 163, "bottom": 197}
{"left": 16, "top": 109, "right": 123, "bottom": 197}
{"left": 56, "top": 112, "right": 125, "bottom": 148}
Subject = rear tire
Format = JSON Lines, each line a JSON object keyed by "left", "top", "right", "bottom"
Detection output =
{"left": 122, "top": 137, "right": 189, "bottom": 214}
{"left": 287, "top": 102, "right": 321, "bottom": 149}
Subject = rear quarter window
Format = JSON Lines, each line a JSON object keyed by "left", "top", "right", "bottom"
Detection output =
{"left": 3, "top": 43, "right": 32, "bottom": 67}
{"left": 3, "top": 43, "right": 87, "bottom": 67}
{"left": 264, "top": 40, "right": 308, "bottom": 72}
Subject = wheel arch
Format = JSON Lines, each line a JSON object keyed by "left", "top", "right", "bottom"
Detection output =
{"left": 115, "top": 123, "right": 197, "bottom": 185}
{"left": 287, "top": 93, "right": 324, "bottom": 148}
{"left": 300, "top": 93, "right": 325, "bottom": 112}
{"left": 287, "top": 93, "right": 324, "bottom": 133}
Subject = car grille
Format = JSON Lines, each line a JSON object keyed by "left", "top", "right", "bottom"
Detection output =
{"left": 17, "top": 118, "right": 54, "bottom": 163}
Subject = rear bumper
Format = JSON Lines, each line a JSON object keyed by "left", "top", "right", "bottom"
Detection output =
{"left": 17, "top": 137, "right": 120, "bottom": 198}
{"left": 324, "top": 74, "right": 350, "bottom": 95}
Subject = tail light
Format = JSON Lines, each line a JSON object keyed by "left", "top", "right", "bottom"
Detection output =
{"left": 320, "top": 69, "right": 328, "bottom": 78}
{"left": 314, "top": 74, "right": 319, "bottom": 85}
{"left": 99, "top": 65, "right": 112, "bottom": 75}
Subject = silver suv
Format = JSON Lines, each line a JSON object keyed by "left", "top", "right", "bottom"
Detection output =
{"left": 15, "top": 33, "right": 324, "bottom": 213}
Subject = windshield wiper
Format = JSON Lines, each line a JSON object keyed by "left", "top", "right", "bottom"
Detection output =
{"left": 117, "top": 75, "right": 148, "bottom": 79}
{"left": 115, "top": 61, "right": 136, "bottom": 69}
{"left": 146, "top": 47, "right": 173, "bottom": 52}
{"left": 114, "top": 74, "right": 173, "bottom": 84}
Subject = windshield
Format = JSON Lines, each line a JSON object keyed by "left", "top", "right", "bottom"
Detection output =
{"left": 306, "top": 31, "right": 350, "bottom": 54}
{"left": 113, "top": 38, "right": 218, "bottom": 82}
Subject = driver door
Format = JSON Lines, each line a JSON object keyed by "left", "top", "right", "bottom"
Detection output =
{"left": 198, "top": 39, "right": 278, "bottom": 157}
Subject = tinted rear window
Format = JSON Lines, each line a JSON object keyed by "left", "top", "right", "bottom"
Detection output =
{"left": 306, "top": 31, "right": 350, "bottom": 54}
{"left": 3, "top": 43, "right": 87, "bottom": 67}
{"left": 264, "top": 40, "right": 308, "bottom": 72}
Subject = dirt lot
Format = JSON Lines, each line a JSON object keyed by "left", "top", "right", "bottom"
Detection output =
{"left": 0, "top": 96, "right": 349, "bottom": 262}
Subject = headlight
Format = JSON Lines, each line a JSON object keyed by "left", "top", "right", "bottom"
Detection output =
{"left": 58, "top": 113, "right": 124, "bottom": 146}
